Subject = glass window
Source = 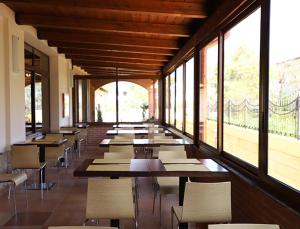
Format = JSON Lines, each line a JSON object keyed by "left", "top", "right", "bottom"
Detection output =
{"left": 200, "top": 39, "right": 218, "bottom": 147}
{"left": 268, "top": 0, "right": 300, "bottom": 191}
{"left": 35, "top": 74, "right": 43, "bottom": 131}
{"left": 185, "top": 57, "right": 194, "bottom": 135}
{"left": 154, "top": 80, "right": 159, "bottom": 120}
{"left": 170, "top": 72, "right": 176, "bottom": 126}
{"left": 176, "top": 65, "right": 184, "bottom": 130}
{"left": 94, "top": 81, "right": 116, "bottom": 122}
{"left": 119, "top": 81, "right": 148, "bottom": 122}
{"left": 223, "top": 9, "right": 261, "bottom": 166}
{"left": 165, "top": 76, "right": 170, "bottom": 124}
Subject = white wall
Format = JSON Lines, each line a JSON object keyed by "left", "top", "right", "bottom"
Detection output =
{"left": 0, "top": 3, "right": 73, "bottom": 156}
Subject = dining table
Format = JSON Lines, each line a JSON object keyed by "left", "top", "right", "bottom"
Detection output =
{"left": 112, "top": 124, "right": 161, "bottom": 129}
{"left": 106, "top": 129, "right": 172, "bottom": 136}
{"left": 99, "top": 138, "right": 192, "bottom": 147}
{"left": 74, "top": 158, "right": 229, "bottom": 229}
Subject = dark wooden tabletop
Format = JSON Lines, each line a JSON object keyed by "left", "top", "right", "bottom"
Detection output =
{"left": 99, "top": 138, "right": 192, "bottom": 146}
{"left": 14, "top": 138, "right": 68, "bottom": 147}
{"left": 73, "top": 158, "right": 229, "bottom": 178}
{"left": 106, "top": 129, "right": 172, "bottom": 135}
{"left": 112, "top": 124, "right": 161, "bottom": 128}
{"left": 49, "top": 130, "right": 80, "bottom": 135}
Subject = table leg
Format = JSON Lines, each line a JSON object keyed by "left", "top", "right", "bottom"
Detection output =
{"left": 110, "top": 176, "right": 120, "bottom": 227}
{"left": 179, "top": 177, "right": 188, "bottom": 229}
{"left": 39, "top": 145, "right": 46, "bottom": 184}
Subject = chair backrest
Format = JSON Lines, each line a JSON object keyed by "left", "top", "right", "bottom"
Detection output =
{"left": 10, "top": 145, "right": 41, "bottom": 169}
{"left": 158, "top": 151, "right": 187, "bottom": 159}
{"left": 153, "top": 135, "right": 173, "bottom": 139}
{"left": 208, "top": 224, "right": 280, "bottom": 229}
{"left": 65, "top": 135, "right": 76, "bottom": 144}
{"left": 148, "top": 133, "right": 165, "bottom": 139}
{"left": 109, "top": 145, "right": 134, "bottom": 153}
{"left": 86, "top": 178, "right": 135, "bottom": 219}
{"left": 148, "top": 127, "right": 163, "bottom": 131}
{"left": 44, "top": 134, "right": 64, "bottom": 141}
{"left": 159, "top": 145, "right": 185, "bottom": 151}
{"left": 114, "top": 134, "right": 135, "bottom": 139}
{"left": 104, "top": 152, "right": 134, "bottom": 159}
{"left": 182, "top": 182, "right": 232, "bottom": 223}
{"left": 115, "top": 127, "right": 134, "bottom": 130}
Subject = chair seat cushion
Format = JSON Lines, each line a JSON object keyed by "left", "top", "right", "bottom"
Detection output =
{"left": 0, "top": 173, "right": 27, "bottom": 186}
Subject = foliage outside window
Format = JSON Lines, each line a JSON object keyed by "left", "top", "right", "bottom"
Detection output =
{"left": 223, "top": 8, "right": 261, "bottom": 166}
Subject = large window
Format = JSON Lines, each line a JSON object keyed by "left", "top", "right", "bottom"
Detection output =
{"left": 268, "top": 0, "right": 300, "bottom": 191}
{"left": 223, "top": 9, "right": 261, "bottom": 166}
{"left": 185, "top": 57, "right": 194, "bottom": 135}
{"left": 119, "top": 81, "right": 148, "bottom": 122}
{"left": 154, "top": 80, "right": 159, "bottom": 120}
{"left": 24, "top": 44, "right": 49, "bottom": 134}
{"left": 175, "top": 65, "right": 184, "bottom": 130}
{"left": 169, "top": 72, "right": 176, "bottom": 126}
{"left": 200, "top": 39, "right": 218, "bottom": 148}
{"left": 165, "top": 75, "right": 170, "bottom": 124}
{"left": 95, "top": 82, "right": 116, "bottom": 122}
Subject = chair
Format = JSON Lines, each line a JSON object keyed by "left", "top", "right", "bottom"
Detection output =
{"left": 85, "top": 178, "right": 137, "bottom": 228}
{"left": 160, "top": 145, "right": 186, "bottom": 151}
{"left": 114, "top": 134, "right": 135, "bottom": 139}
{"left": 208, "top": 224, "right": 280, "bottom": 229}
{"left": 44, "top": 134, "right": 65, "bottom": 164}
{"left": 109, "top": 145, "right": 134, "bottom": 154}
{"left": 171, "top": 182, "right": 232, "bottom": 228}
{"left": 104, "top": 152, "right": 134, "bottom": 159}
{"left": 115, "top": 127, "right": 134, "bottom": 130}
{"left": 10, "top": 145, "right": 47, "bottom": 199}
{"left": 153, "top": 151, "right": 187, "bottom": 224}
{"left": 0, "top": 173, "right": 28, "bottom": 214}
{"left": 65, "top": 135, "right": 78, "bottom": 157}
{"left": 49, "top": 227, "right": 117, "bottom": 229}
{"left": 148, "top": 133, "right": 165, "bottom": 139}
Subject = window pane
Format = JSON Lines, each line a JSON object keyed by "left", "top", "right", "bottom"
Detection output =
{"left": 95, "top": 82, "right": 116, "bottom": 122}
{"left": 35, "top": 74, "right": 42, "bottom": 131}
{"left": 223, "top": 9, "right": 261, "bottom": 166}
{"left": 25, "top": 72, "right": 32, "bottom": 133}
{"left": 165, "top": 76, "right": 169, "bottom": 124}
{"left": 185, "top": 58, "right": 194, "bottom": 135}
{"left": 170, "top": 72, "right": 176, "bottom": 126}
{"left": 119, "top": 81, "right": 149, "bottom": 122}
{"left": 200, "top": 39, "right": 218, "bottom": 147}
{"left": 268, "top": 0, "right": 300, "bottom": 190}
{"left": 154, "top": 80, "right": 159, "bottom": 119}
{"left": 176, "top": 65, "right": 184, "bottom": 130}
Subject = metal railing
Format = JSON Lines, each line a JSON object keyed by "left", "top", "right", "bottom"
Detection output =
{"left": 207, "top": 92, "right": 300, "bottom": 139}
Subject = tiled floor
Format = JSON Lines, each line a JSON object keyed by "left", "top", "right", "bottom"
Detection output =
{"left": 0, "top": 128, "right": 200, "bottom": 229}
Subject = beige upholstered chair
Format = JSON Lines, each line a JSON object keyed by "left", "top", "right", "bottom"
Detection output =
{"left": 109, "top": 145, "right": 134, "bottom": 154}
{"left": 160, "top": 145, "right": 186, "bottom": 151}
{"left": 115, "top": 127, "right": 134, "bottom": 130}
{"left": 0, "top": 173, "right": 28, "bottom": 214}
{"left": 44, "top": 134, "right": 65, "bottom": 164}
{"left": 49, "top": 227, "right": 117, "bottom": 229}
{"left": 171, "top": 182, "right": 232, "bottom": 228}
{"left": 153, "top": 151, "right": 187, "bottom": 224}
{"left": 148, "top": 133, "right": 165, "bottom": 139}
{"left": 65, "top": 134, "right": 78, "bottom": 157}
{"left": 208, "top": 224, "right": 280, "bottom": 229}
{"left": 85, "top": 178, "right": 137, "bottom": 228}
{"left": 10, "top": 145, "right": 46, "bottom": 199}
{"left": 114, "top": 134, "right": 135, "bottom": 139}
{"left": 104, "top": 152, "right": 134, "bottom": 159}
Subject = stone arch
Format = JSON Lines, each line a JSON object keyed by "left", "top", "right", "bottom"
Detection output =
{"left": 90, "top": 79, "right": 155, "bottom": 122}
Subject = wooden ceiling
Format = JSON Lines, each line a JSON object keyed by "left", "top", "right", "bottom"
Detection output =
{"left": 3, "top": 0, "right": 221, "bottom": 79}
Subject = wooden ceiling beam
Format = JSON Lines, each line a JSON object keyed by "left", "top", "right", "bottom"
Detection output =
{"left": 73, "top": 60, "right": 162, "bottom": 71}
{"left": 3, "top": 0, "right": 208, "bottom": 18}
{"left": 50, "top": 41, "right": 175, "bottom": 56}
{"left": 58, "top": 48, "right": 170, "bottom": 61}
{"left": 17, "top": 14, "right": 190, "bottom": 37}
{"left": 38, "top": 29, "right": 180, "bottom": 49}
{"left": 67, "top": 55, "right": 165, "bottom": 66}
{"left": 74, "top": 74, "right": 160, "bottom": 80}
{"left": 79, "top": 66, "right": 160, "bottom": 73}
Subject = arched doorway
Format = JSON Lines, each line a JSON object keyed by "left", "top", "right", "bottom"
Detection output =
{"left": 94, "top": 81, "right": 149, "bottom": 122}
